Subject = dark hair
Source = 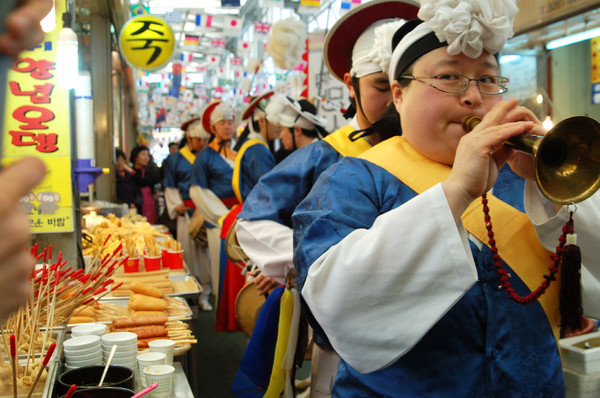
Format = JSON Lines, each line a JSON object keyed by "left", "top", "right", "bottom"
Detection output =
{"left": 115, "top": 149, "right": 126, "bottom": 161}
{"left": 130, "top": 145, "right": 149, "bottom": 165}
{"left": 297, "top": 99, "right": 329, "bottom": 139}
{"left": 168, "top": 142, "right": 178, "bottom": 148}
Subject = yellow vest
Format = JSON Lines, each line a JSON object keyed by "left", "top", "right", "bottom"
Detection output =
{"left": 231, "top": 138, "right": 269, "bottom": 203}
{"left": 359, "top": 136, "right": 560, "bottom": 342}
{"left": 323, "top": 124, "right": 372, "bottom": 157}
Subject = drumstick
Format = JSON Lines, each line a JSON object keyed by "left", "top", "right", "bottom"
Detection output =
{"left": 26, "top": 342, "right": 56, "bottom": 398}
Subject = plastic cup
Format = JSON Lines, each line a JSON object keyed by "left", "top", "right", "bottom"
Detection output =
{"left": 123, "top": 257, "right": 140, "bottom": 273}
{"left": 148, "top": 339, "right": 175, "bottom": 366}
{"left": 143, "top": 364, "right": 175, "bottom": 398}
{"left": 137, "top": 352, "right": 167, "bottom": 387}
{"left": 162, "top": 250, "right": 183, "bottom": 270}
{"left": 144, "top": 256, "right": 162, "bottom": 271}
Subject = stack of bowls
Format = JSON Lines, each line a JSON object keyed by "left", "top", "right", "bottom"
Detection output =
{"left": 101, "top": 332, "right": 138, "bottom": 370}
{"left": 71, "top": 323, "right": 108, "bottom": 338}
{"left": 63, "top": 335, "right": 102, "bottom": 370}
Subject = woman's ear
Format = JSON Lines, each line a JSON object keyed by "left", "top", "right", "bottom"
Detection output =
{"left": 294, "top": 125, "right": 303, "bottom": 137}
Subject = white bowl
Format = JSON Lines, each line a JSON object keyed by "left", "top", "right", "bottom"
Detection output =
{"left": 102, "top": 332, "right": 137, "bottom": 345}
{"left": 64, "top": 350, "right": 103, "bottom": 361}
{"left": 66, "top": 356, "right": 103, "bottom": 367}
{"left": 102, "top": 341, "right": 137, "bottom": 350}
{"left": 71, "top": 323, "right": 108, "bottom": 337}
{"left": 63, "top": 335, "right": 101, "bottom": 351}
{"left": 63, "top": 345, "right": 101, "bottom": 356}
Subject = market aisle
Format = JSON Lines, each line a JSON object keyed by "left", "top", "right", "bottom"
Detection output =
{"left": 189, "top": 297, "right": 248, "bottom": 397}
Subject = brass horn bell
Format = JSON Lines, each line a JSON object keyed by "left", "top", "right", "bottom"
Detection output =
{"left": 462, "top": 115, "right": 600, "bottom": 204}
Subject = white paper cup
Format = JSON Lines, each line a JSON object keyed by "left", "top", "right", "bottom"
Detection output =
{"left": 148, "top": 339, "right": 175, "bottom": 366}
{"left": 137, "top": 352, "right": 167, "bottom": 387}
{"left": 143, "top": 364, "right": 175, "bottom": 398}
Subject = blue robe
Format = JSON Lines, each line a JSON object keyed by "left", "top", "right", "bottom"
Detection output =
{"left": 163, "top": 151, "right": 194, "bottom": 215}
{"left": 292, "top": 156, "right": 564, "bottom": 397}
{"left": 238, "top": 139, "right": 345, "bottom": 228}
{"left": 238, "top": 143, "right": 275, "bottom": 202}
{"left": 191, "top": 146, "right": 236, "bottom": 200}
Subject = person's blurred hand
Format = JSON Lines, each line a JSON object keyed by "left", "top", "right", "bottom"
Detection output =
{"left": 0, "top": 0, "right": 53, "bottom": 58}
{"left": 251, "top": 271, "right": 282, "bottom": 296}
{"left": 0, "top": 157, "right": 46, "bottom": 321}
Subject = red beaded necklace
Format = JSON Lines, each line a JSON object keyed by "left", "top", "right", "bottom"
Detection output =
{"left": 481, "top": 193, "right": 574, "bottom": 304}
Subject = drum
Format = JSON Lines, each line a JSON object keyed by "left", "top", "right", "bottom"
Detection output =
{"left": 235, "top": 282, "right": 266, "bottom": 337}
{"left": 225, "top": 219, "right": 250, "bottom": 263}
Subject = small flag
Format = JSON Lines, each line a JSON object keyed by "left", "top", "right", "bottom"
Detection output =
{"left": 299, "top": 0, "right": 321, "bottom": 14}
{"left": 184, "top": 35, "right": 200, "bottom": 46}
{"left": 211, "top": 38, "right": 226, "bottom": 48}
{"left": 208, "top": 55, "right": 221, "bottom": 68}
{"left": 341, "top": 0, "right": 361, "bottom": 11}
{"left": 223, "top": 16, "right": 243, "bottom": 36}
{"left": 254, "top": 21, "right": 271, "bottom": 35}
{"left": 196, "top": 13, "right": 213, "bottom": 29}
{"left": 231, "top": 57, "right": 243, "bottom": 66}
{"left": 238, "top": 40, "right": 250, "bottom": 54}
{"left": 164, "top": 10, "right": 183, "bottom": 24}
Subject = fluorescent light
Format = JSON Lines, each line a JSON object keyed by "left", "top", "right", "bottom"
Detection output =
{"left": 149, "top": 0, "right": 221, "bottom": 8}
{"left": 546, "top": 27, "right": 600, "bottom": 50}
{"left": 499, "top": 55, "right": 520, "bottom": 64}
{"left": 204, "top": 7, "right": 240, "bottom": 14}
{"left": 56, "top": 26, "right": 79, "bottom": 89}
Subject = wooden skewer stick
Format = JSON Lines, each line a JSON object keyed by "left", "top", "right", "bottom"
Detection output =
{"left": 26, "top": 342, "right": 56, "bottom": 398}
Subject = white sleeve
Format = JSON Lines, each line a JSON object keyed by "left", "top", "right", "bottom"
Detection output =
{"left": 302, "top": 183, "right": 478, "bottom": 373}
{"left": 236, "top": 218, "right": 293, "bottom": 284}
{"left": 525, "top": 180, "right": 600, "bottom": 298}
{"left": 164, "top": 187, "right": 183, "bottom": 220}
{"left": 189, "top": 185, "right": 229, "bottom": 226}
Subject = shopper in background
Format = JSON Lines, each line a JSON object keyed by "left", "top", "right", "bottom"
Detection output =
{"left": 130, "top": 145, "right": 158, "bottom": 224}
{"left": 293, "top": 0, "right": 600, "bottom": 396}
{"left": 114, "top": 149, "right": 141, "bottom": 213}
{"left": 0, "top": 0, "right": 53, "bottom": 321}
{"left": 164, "top": 118, "right": 212, "bottom": 310}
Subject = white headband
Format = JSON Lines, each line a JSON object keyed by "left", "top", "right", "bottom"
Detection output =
{"left": 351, "top": 19, "right": 406, "bottom": 78}
{"left": 278, "top": 98, "right": 327, "bottom": 132}
{"left": 187, "top": 120, "right": 210, "bottom": 139}
{"left": 210, "top": 102, "right": 235, "bottom": 125}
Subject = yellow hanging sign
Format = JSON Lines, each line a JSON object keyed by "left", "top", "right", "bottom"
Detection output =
{"left": 2, "top": 0, "right": 74, "bottom": 233}
{"left": 119, "top": 15, "right": 175, "bottom": 70}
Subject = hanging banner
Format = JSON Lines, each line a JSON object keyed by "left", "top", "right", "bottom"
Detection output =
{"left": 2, "top": 0, "right": 74, "bottom": 233}
{"left": 119, "top": 15, "right": 175, "bottom": 71}
{"left": 514, "top": 0, "right": 600, "bottom": 35}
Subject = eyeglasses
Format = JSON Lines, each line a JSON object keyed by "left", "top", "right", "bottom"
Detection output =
{"left": 398, "top": 74, "right": 509, "bottom": 95}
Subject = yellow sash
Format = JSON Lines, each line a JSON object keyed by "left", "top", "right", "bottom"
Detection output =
{"left": 264, "top": 287, "right": 294, "bottom": 398}
{"left": 179, "top": 146, "right": 196, "bottom": 165}
{"left": 231, "top": 138, "right": 268, "bottom": 203}
{"left": 323, "top": 124, "right": 372, "bottom": 157}
{"left": 359, "top": 136, "right": 560, "bottom": 341}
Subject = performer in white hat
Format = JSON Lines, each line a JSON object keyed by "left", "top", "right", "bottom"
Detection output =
{"left": 234, "top": 1, "right": 419, "bottom": 396}
{"left": 163, "top": 118, "right": 211, "bottom": 309}
{"left": 293, "top": 0, "right": 600, "bottom": 396}
{"left": 190, "top": 101, "right": 239, "bottom": 311}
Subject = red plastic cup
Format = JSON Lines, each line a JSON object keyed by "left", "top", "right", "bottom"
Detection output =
{"left": 124, "top": 257, "right": 140, "bottom": 273}
{"left": 144, "top": 255, "right": 162, "bottom": 271}
{"left": 162, "top": 250, "right": 184, "bottom": 270}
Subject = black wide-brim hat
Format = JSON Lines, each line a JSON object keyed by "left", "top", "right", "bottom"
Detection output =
{"left": 241, "top": 90, "right": 275, "bottom": 120}
{"left": 323, "top": 0, "right": 420, "bottom": 82}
